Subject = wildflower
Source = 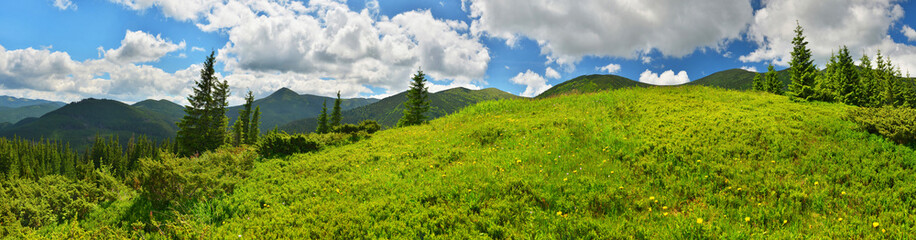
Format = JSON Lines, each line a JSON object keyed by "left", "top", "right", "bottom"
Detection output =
{"left": 557, "top": 211, "right": 562, "bottom": 216}
{"left": 745, "top": 217, "right": 750, "bottom": 222}
{"left": 814, "top": 181, "right": 819, "bottom": 186}
{"left": 873, "top": 222, "right": 879, "bottom": 228}
{"left": 663, "top": 212, "right": 669, "bottom": 216}
{"left": 563, "top": 178, "right": 568, "bottom": 181}
{"left": 696, "top": 218, "right": 704, "bottom": 224}
{"left": 610, "top": 171, "right": 614, "bottom": 174}
{"left": 516, "top": 159, "right": 521, "bottom": 164}
{"left": 649, "top": 196, "right": 655, "bottom": 200}
{"left": 783, "top": 220, "right": 787, "bottom": 224}
{"left": 838, "top": 218, "right": 842, "bottom": 221}
{"left": 882, "top": 229, "right": 886, "bottom": 233}
{"left": 841, "top": 191, "right": 846, "bottom": 195}
{"left": 662, "top": 206, "right": 668, "bottom": 210}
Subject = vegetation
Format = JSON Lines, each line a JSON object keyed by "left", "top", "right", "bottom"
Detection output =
{"left": 225, "top": 88, "right": 377, "bottom": 132}
{"left": 232, "top": 91, "right": 260, "bottom": 146}
{"left": 280, "top": 87, "right": 520, "bottom": 133}
{"left": 331, "top": 91, "right": 342, "bottom": 128}
{"left": 398, "top": 70, "right": 431, "bottom": 127}
{"left": 176, "top": 51, "right": 231, "bottom": 156}
{"left": 316, "top": 101, "right": 329, "bottom": 134}
{"left": 788, "top": 22, "right": 818, "bottom": 100}
{"left": 537, "top": 74, "right": 651, "bottom": 98}
{"left": 0, "top": 103, "right": 63, "bottom": 125}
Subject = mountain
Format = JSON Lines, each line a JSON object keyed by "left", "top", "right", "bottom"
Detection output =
{"left": 535, "top": 74, "right": 652, "bottom": 98}
{"left": 684, "top": 68, "right": 791, "bottom": 90}
{"left": 281, "top": 87, "right": 521, "bottom": 133}
{"left": 0, "top": 103, "right": 64, "bottom": 124}
{"left": 0, "top": 95, "right": 66, "bottom": 108}
{"left": 132, "top": 99, "right": 185, "bottom": 125}
{"left": 0, "top": 98, "right": 178, "bottom": 150}
{"left": 226, "top": 88, "right": 378, "bottom": 131}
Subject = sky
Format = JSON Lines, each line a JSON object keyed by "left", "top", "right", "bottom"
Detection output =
{"left": 1, "top": 0, "right": 916, "bottom": 105}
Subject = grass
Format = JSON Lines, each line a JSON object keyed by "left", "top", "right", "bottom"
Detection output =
{"left": 18, "top": 86, "right": 916, "bottom": 238}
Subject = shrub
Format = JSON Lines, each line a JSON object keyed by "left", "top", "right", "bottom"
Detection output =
{"left": 358, "top": 120, "right": 381, "bottom": 134}
{"left": 331, "top": 124, "right": 362, "bottom": 134}
{"left": 139, "top": 148, "right": 256, "bottom": 210}
{"left": 848, "top": 106, "right": 916, "bottom": 144}
{"left": 255, "top": 132, "right": 321, "bottom": 157}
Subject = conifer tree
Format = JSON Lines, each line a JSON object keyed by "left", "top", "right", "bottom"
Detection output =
{"left": 177, "top": 51, "right": 231, "bottom": 155}
{"left": 834, "top": 46, "right": 858, "bottom": 104}
{"left": 247, "top": 106, "right": 260, "bottom": 144}
{"left": 398, "top": 69, "right": 430, "bottom": 127}
{"left": 752, "top": 73, "right": 764, "bottom": 91}
{"left": 857, "top": 54, "right": 879, "bottom": 107}
{"left": 765, "top": 64, "right": 783, "bottom": 95}
{"left": 317, "top": 101, "right": 329, "bottom": 133}
{"left": 331, "top": 91, "right": 342, "bottom": 127}
{"left": 240, "top": 91, "right": 254, "bottom": 142}
{"left": 787, "top": 21, "right": 818, "bottom": 100}
{"left": 232, "top": 119, "right": 243, "bottom": 147}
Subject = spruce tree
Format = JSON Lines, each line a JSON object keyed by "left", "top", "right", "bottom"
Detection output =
{"left": 240, "top": 90, "right": 254, "bottom": 142}
{"left": 398, "top": 70, "right": 430, "bottom": 127}
{"left": 232, "top": 120, "right": 243, "bottom": 147}
{"left": 177, "top": 51, "right": 230, "bottom": 155}
{"left": 752, "top": 73, "right": 764, "bottom": 91}
{"left": 317, "top": 101, "right": 329, "bottom": 133}
{"left": 765, "top": 64, "right": 783, "bottom": 95}
{"left": 787, "top": 21, "right": 818, "bottom": 100}
{"left": 331, "top": 91, "right": 342, "bottom": 127}
{"left": 857, "top": 54, "right": 879, "bottom": 107}
{"left": 247, "top": 106, "right": 260, "bottom": 144}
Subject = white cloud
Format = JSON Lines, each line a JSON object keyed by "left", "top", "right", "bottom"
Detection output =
{"left": 54, "top": 0, "right": 76, "bottom": 10}
{"left": 191, "top": 46, "right": 206, "bottom": 52}
{"left": 740, "top": 66, "right": 758, "bottom": 72}
{"left": 741, "top": 0, "right": 916, "bottom": 74}
{"left": 597, "top": 63, "right": 621, "bottom": 74}
{"left": 638, "top": 69, "right": 690, "bottom": 85}
{"left": 108, "top": 0, "right": 222, "bottom": 22}
{"left": 467, "top": 0, "right": 753, "bottom": 67}
{"left": 641, "top": 56, "right": 652, "bottom": 64}
{"left": 103, "top": 30, "right": 185, "bottom": 63}
{"left": 903, "top": 25, "right": 916, "bottom": 42}
{"left": 509, "top": 69, "right": 551, "bottom": 97}
{"left": 544, "top": 67, "right": 560, "bottom": 79}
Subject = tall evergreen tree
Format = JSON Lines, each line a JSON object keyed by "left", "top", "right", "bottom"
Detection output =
{"left": 752, "top": 73, "right": 764, "bottom": 91}
{"left": 177, "top": 51, "right": 230, "bottom": 155}
{"left": 331, "top": 91, "right": 342, "bottom": 127}
{"left": 240, "top": 91, "right": 254, "bottom": 142}
{"left": 232, "top": 119, "right": 243, "bottom": 147}
{"left": 765, "top": 64, "right": 783, "bottom": 95}
{"left": 834, "top": 46, "right": 858, "bottom": 104}
{"left": 317, "top": 101, "right": 329, "bottom": 133}
{"left": 247, "top": 106, "right": 260, "bottom": 144}
{"left": 787, "top": 21, "right": 818, "bottom": 100}
{"left": 857, "top": 54, "right": 880, "bottom": 107}
{"left": 398, "top": 70, "right": 430, "bottom": 127}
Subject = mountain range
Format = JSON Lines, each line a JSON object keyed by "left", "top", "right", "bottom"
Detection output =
{"left": 0, "top": 68, "right": 791, "bottom": 148}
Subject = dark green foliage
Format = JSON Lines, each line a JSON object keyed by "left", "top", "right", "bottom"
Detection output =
{"left": 316, "top": 101, "right": 329, "bottom": 134}
{"left": 139, "top": 148, "right": 255, "bottom": 210}
{"left": 330, "top": 124, "right": 361, "bottom": 134}
{"left": 248, "top": 107, "right": 260, "bottom": 144}
{"left": 331, "top": 91, "right": 342, "bottom": 127}
{"left": 177, "top": 51, "right": 231, "bottom": 156}
{"left": 0, "top": 172, "right": 119, "bottom": 232}
{"left": 358, "top": 120, "right": 381, "bottom": 134}
{"left": 398, "top": 70, "right": 430, "bottom": 127}
{"left": 0, "top": 103, "right": 63, "bottom": 125}
{"left": 856, "top": 54, "right": 882, "bottom": 107}
{"left": 255, "top": 132, "right": 321, "bottom": 157}
{"left": 752, "top": 73, "right": 764, "bottom": 91}
{"left": 538, "top": 74, "right": 651, "bottom": 98}
{"left": 788, "top": 22, "right": 818, "bottom": 100}
{"left": 849, "top": 106, "right": 916, "bottom": 144}
{"left": 232, "top": 91, "right": 260, "bottom": 146}
{"left": 330, "top": 120, "right": 381, "bottom": 134}
{"left": 765, "top": 65, "right": 783, "bottom": 95}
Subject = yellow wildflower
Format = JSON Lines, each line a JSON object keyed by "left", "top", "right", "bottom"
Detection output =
{"left": 841, "top": 191, "right": 846, "bottom": 195}
{"left": 649, "top": 196, "right": 655, "bottom": 200}
{"left": 873, "top": 222, "right": 880, "bottom": 228}
{"left": 745, "top": 217, "right": 750, "bottom": 222}
{"left": 516, "top": 159, "right": 521, "bottom": 164}
{"left": 662, "top": 206, "right": 668, "bottom": 210}
{"left": 563, "top": 178, "right": 567, "bottom": 181}
{"left": 783, "top": 220, "right": 787, "bottom": 224}
{"left": 556, "top": 211, "right": 562, "bottom": 216}
{"left": 696, "top": 218, "right": 704, "bottom": 224}
{"left": 663, "top": 212, "right": 669, "bottom": 216}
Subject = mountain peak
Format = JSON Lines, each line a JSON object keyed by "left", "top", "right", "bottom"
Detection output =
{"left": 271, "top": 87, "right": 299, "bottom": 97}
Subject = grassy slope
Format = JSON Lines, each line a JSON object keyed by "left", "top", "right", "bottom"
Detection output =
{"left": 175, "top": 86, "right": 914, "bottom": 238}
{"left": 536, "top": 74, "right": 651, "bottom": 98}
{"left": 685, "top": 68, "right": 791, "bottom": 90}
{"left": 281, "top": 87, "right": 521, "bottom": 133}
{"left": 227, "top": 88, "right": 378, "bottom": 132}
{"left": 0, "top": 103, "right": 63, "bottom": 125}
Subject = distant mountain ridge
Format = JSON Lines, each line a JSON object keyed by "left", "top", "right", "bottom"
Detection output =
{"left": 281, "top": 87, "right": 521, "bottom": 133}
{"left": 0, "top": 95, "right": 66, "bottom": 108}
{"left": 226, "top": 87, "right": 378, "bottom": 131}
{"left": 0, "top": 96, "right": 67, "bottom": 124}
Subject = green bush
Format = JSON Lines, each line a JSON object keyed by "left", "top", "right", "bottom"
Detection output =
{"left": 358, "top": 120, "right": 381, "bottom": 134}
{"left": 255, "top": 132, "right": 321, "bottom": 157}
{"left": 0, "top": 172, "right": 118, "bottom": 231}
{"left": 139, "top": 147, "right": 255, "bottom": 210}
{"left": 331, "top": 124, "right": 362, "bottom": 134}
{"left": 848, "top": 106, "right": 916, "bottom": 144}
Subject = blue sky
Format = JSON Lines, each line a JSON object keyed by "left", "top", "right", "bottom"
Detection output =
{"left": 1, "top": 0, "right": 916, "bottom": 104}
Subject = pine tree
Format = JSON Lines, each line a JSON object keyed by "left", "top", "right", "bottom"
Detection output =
{"left": 317, "top": 101, "right": 329, "bottom": 133}
{"left": 247, "top": 106, "right": 260, "bottom": 144}
{"left": 752, "top": 73, "right": 764, "bottom": 91}
{"left": 232, "top": 119, "right": 243, "bottom": 147}
{"left": 815, "top": 51, "right": 840, "bottom": 102}
{"left": 177, "top": 51, "right": 230, "bottom": 156}
{"left": 398, "top": 70, "right": 430, "bottom": 127}
{"left": 765, "top": 64, "right": 783, "bottom": 95}
{"left": 331, "top": 91, "right": 342, "bottom": 127}
{"left": 857, "top": 54, "right": 879, "bottom": 107}
{"left": 232, "top": 90, "right": 255, "bottom": 146}
{"left": 834, "top": 46, "right": 858, "bottom": 104}
{"left": 787, "top": 21, "right": 818, "bottom": 100}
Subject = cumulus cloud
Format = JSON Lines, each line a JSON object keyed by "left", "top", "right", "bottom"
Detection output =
{"left": 108, "top": 0, "right": 222, "bottom": 22}
{"left": 102, "top": 30, "right": 185, "bottom": 63}
{"left": 903, "top": 25, "right": 916, "bottom": 42}
{"left": 467, "top": 0, "right": 753, "bottom": 67}
{"left": 191, "top": 46, "right": 205, "bottom": 52}
{"left": 597, "top": 63, "right": 621, "bottom": 74}
{"left": 638, "top": 69, "right": 690, "bottom": 85}
{"left": 509, "top": 69, "right": 551, "bottom": 97}
{"left": 109, "top": 0, "right": 490, "bottom": 99}
{"left": 740, "top": 66, "right": 758, "bottom": 72}
{"left": 54, "top": 0, "right": 76, "bottom": 10}
{"left": 544, "top": 67, "right": 560, "bottom": 79}
{"left": 741, "top": 0, "right": 916, "bottom": 73}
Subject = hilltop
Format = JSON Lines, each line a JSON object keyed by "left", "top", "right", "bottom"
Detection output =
{"left": 536, "top": 74, "right": 651, "bottom": 98}
{"left": 227, "top": 88, "right": 378, "bottom": 131}
{"left": 280, "top": 87, "right": 521, "bottom": 132}
{"left": 0, "top": 103, "right": 64, "bottom": 125}
{"left": 685, "top": 68, "right": 791, "bottom": 90}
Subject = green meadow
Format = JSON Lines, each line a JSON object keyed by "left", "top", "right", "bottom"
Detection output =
{"left": 8, "top": 86, "right": 914, "bottom": 239}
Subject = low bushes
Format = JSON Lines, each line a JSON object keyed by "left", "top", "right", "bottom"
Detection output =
{"left": 255, "top": 132, "right": 321, "bottom": 157}
{"left": 139, "top": 147, "right": 256, "bottom": 210}
{"left": 848, "top": 106, "right": 916, "bottom": 144}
